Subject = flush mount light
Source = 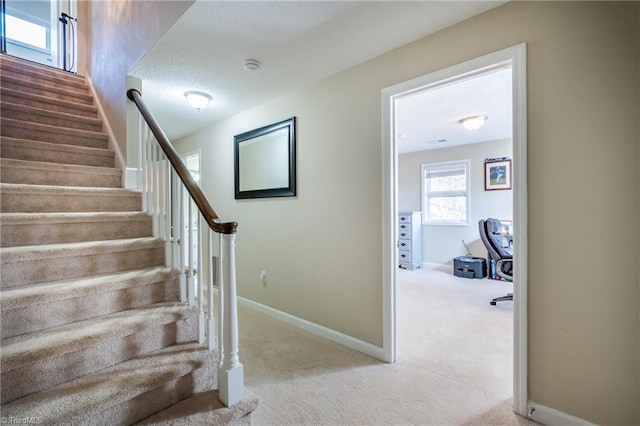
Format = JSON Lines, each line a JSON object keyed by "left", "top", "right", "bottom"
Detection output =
{"left": 460, "top": 115, "right": 488, "bottom": 130}
{"left": 184, "top": 90, "right": 212, "bottom": 112}
{"left": 244, "top": 59, "right": 260, "bottom": 72}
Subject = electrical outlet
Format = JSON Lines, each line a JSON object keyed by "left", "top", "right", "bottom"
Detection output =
{"left": 260, "top": 270, "right": 267, "bottom": 284}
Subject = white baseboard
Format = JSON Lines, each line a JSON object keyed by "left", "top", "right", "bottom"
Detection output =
{"left": 528, "top": 401, "right": 598, "bottom": 426}
{"left": 238, "top": 296, "right": 386, "bottom": 362}
{"left": 85, "top": 75, "right": 127, "bottom": 178}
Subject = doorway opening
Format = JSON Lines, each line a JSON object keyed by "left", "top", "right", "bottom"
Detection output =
{"left": 381, "top": 44, "right": 527, "bottom": 415}
{"left": 1, "top": 0, "right": 77, "bottom": 72}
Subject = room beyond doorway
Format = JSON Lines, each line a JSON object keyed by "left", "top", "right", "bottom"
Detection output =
{"left": 381, "top": 44, "right": 528, "bottom": 416}
{"left": 1, "top": 0, "right": 77, "bottom": 72}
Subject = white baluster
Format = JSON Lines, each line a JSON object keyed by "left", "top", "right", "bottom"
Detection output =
{"left": 218, "top": 232, "right": 224, "bottom": 356}
{"left": 164, "top": 160, "right": 172, "bottom": 267}
{"left": 198, "top": 215, "right": 205, "bottom": 344}
{"left": 187, "top": 199, "right": 195, "bottom": 307}
{"left": 208, "top": 230, "right": 216, "bottom": 350}
{"left": 178, "top": 183, "right": 187, "bottom": 303}
{"left": 218, "top": 232, "right": 243, "bottom": 407}
{"left": 137, "top": 114, "right": 143, "bottom": 191}
{"left": 171, "top": 171, "right": 180, "bottom": 279}
{"left": 151, "top": 142, "right": 159, "bottom": 237}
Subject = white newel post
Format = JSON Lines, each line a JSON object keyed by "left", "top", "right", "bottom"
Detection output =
{"left": 218, "top": 232, "right": 243, "bottom": 407}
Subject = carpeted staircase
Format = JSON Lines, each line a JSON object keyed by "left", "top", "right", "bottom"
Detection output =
{"left": 0, "top": 54, "right": 257, "bottom": 424}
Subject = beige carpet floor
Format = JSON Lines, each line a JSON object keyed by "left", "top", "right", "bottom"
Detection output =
{"left": 239, "top": 267, "right": 536, "bottom": 425}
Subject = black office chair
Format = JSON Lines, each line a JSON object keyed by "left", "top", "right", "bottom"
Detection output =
{"left": 478, "top": 218, "right": 513, "bottom": 305}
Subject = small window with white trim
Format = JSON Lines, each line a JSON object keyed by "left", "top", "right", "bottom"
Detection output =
{"left": 422, "top": 160, "right": 470, "bottom": 226}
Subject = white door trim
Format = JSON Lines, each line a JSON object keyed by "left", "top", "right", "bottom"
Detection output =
{"left": 381, "top": 43, "right": 528, "bottom": 416}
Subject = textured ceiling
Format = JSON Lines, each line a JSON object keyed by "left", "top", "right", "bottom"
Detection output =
{"left": 130, "top": 1, "right": 505, "bottom": 141}
{"left": 396, "top": 67, "right": 512, "bottom": 154}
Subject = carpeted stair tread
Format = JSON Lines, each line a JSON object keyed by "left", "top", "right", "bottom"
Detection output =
{"left": 137, "top": 389, "right": 260, "bottom": 425}
{"left": 1, "top": 211, "right": 152, "bottom": 246}
{"left": 0, "top": 87, "right": 98, "bottom": 117}
{"left": 0, "top": 236, "right": 162, "bottom": 262}
{"left": 0, "top": 237, "right": 165, "bottom": 287}
{"left": 1, "top": 342, "right": 215, "bottom": 425}
{"left": 1, "top": 55, "right": 87, "bottom": 90}
{"left": 0, "top": 73, "right": 93, "bottom": 104}
{"left": 1, "top": 266, "right": 177, "bottom": 311}
{"left": 1, "top": 136, "right": 114, "bottom": 168}
{"left": 1, "top": 302, "right": 193, "bottom": 372}
{"left": 1, "top": 117, "right": 108, "bottom": 149}
{"left": 0, "top": 183, "right": 143, "bottom": 213}
{"left": 1, "top": 158, "right": 121, "bottom": 188}
{"left": 1, "top": 101, "right": 103, "bottom": 132}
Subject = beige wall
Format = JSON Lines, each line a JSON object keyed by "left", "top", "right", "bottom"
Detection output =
{"left": 177, "top": 2, "right": 639, "bottom": 424}
{"left": 85, "top": 0, "right": 193, "bottom": 159}
{"left": 399, "top": 139, "right": 513, "bottom": 265}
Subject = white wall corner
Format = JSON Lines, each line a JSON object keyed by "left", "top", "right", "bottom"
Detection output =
{"left": 527, "top": 401, "right": 599, "bottom": 426}
{"left": 238, "top": 297, "right": 386, "bottom": 362}
{"left": 85, "top": 75, "right": 127, "bottom": 178}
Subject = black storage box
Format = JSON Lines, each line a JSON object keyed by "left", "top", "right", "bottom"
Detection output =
{"left": 453, "top": 256, "right": 487, "bottom": 279}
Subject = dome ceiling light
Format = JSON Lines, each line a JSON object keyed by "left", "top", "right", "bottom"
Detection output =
{"left": 459, "top": 114, "right": 488, "bottom": 130}
{"left": 184, "top": 90, "right": 212, "bottom": 111}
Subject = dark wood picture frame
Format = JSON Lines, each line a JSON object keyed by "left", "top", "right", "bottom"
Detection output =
{"left": 484, "top": 159, "right": 512, "bottom": 191}
{"left": 234, "top": 117, "right": 296, "bottom": 199}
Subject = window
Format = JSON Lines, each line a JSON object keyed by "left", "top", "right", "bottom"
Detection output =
{"left": 422, "top": 160, "right": 470, "bottom": 226}
{"left": 5, "top": 12, "right": 49, "bottom": 52}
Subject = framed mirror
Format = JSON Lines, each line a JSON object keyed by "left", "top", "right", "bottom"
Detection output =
{"left": 234, "top": 117, "right": 296, "bottom": 199}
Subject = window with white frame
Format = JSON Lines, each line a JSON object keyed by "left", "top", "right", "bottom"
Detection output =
{"left": 422, "top": 160, "right": 470, "bottom": 226}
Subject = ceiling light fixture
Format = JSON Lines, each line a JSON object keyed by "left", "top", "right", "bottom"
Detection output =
{"left": 244, "top": 59, "right": 260, "bottom": 72}
{"left": 460, "top": 115, "right": 488, "bottom": 130}
{"left": 184, "top": 90, "right": 212, "bottom": 112}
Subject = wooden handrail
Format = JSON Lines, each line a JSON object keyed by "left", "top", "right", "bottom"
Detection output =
{"left": 127, "top": 89, "right": 236, "bottom": 235}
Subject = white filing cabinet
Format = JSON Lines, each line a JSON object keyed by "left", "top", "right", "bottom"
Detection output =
{"left": 398, "top": 212, "right": 422, "bottom": 270}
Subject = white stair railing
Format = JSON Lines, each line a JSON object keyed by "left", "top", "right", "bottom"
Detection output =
{"left": 128, "top": 89, "right": 244, "bottom": 407}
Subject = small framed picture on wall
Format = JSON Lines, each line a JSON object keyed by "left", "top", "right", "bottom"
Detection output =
{"left": 484, "top": 159, "right": 512, "bottom": 191}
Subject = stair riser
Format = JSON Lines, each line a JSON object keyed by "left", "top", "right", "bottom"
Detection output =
{"left": 0, "top": 61, "right": 87, "bottom": 92}
{"left": 0, "top": 190, "right": 142, "bottom": 213}
{"left": 0, "top": 89, "right": 97, "bottom": 118}
{"left": 1, "top": 316, "right": 197, "bottom": 404}
{"left": 1, "top": 164, "right": 121, "bottom": 188}
{"left": 1, "top": 141, "right": 115, "bottom": 168}
{"left": 96, "top": 362, "right": 216, "bottom": 426}
{"left": 1, "top": 217, "right": 152, "bottom": 247}
{"left": 2, "top": 280, "right": 180, "bottom": 339}
{"left": 1, "top": 106, "right": 103, "bottom": 133}
{"left": 1, "top": 246, "right": 165, "bottom": 288}
{"left": 1, "top": 122, "right": 108, "bottom": 149}
{"left": 1, "top": 77, "right": 93, "bottom": 106}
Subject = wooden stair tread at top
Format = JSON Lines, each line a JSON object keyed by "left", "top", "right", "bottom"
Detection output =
{"left": 1, "top": 342, "right": 214, "bottom": 425}
{"left": 1, "top": 101, "right": 103, "bottom": 131}
{"left": 0, "top": 87, "right": 98, "bottom": 117}
{"left": 0, "top": 266, "right": 177, "bottom": 311}
{"left": 1, "top": 302, "right": 193, "bottom": 371}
